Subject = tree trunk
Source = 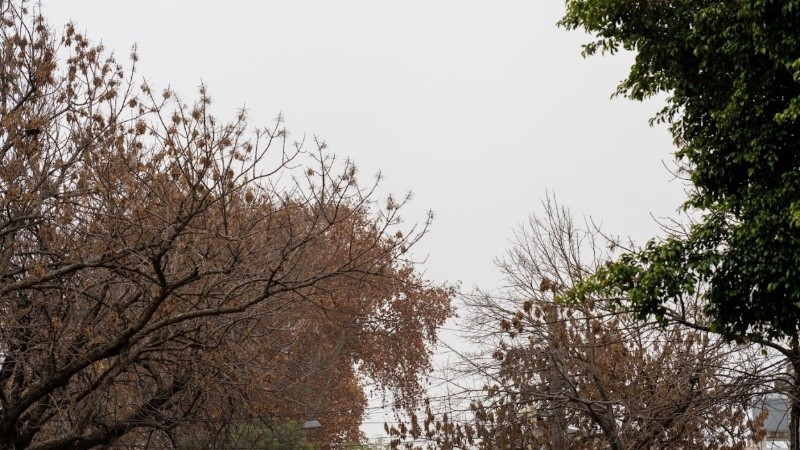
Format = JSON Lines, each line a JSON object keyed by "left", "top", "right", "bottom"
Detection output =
{"left": 546, "top": 306, "right": 567, "bottom": 450}
{"left": 549, "top": 362, "right": 567, "bottom": 450}
{"left": 790, "top": 344, "right": 800, "bottom": 450}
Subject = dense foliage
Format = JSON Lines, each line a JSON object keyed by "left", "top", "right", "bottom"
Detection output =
{"left": 0, "top": 2, "right": 453, "bottom": 448}
{"left": 561, "top": 0, "right": 800, "bottom": 341}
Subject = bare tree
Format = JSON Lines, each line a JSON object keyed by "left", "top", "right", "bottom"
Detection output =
{"left": 0, "top": 3, "right": 453, "bottom": 449}
{"left": 390, "top": 199, "right": 764, "bottom": 449}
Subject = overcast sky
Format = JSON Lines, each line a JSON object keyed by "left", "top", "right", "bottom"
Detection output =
{"left": 44, "top": 0, "right": 688, "bottom": 439}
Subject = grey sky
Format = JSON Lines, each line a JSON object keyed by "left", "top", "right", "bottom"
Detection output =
{"left": 44, "top": 1, "right": 685, "bottom": 288}
{"left": 43, "top": 0, "right": 687, "bottom": 438}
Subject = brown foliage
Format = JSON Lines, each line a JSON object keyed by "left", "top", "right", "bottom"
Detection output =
{"left": 0, "top": 2, "right": 453, "bottom": 448}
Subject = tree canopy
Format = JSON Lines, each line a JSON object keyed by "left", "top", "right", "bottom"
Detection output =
{"left": 0, "top": 2, "right": 453, "bottom": 448}
{"left": 560, "top": 0, "right": 800, "bottom": 341}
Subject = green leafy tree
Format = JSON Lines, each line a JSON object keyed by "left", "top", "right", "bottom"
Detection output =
{"left": 560, "top": 0, "right": 800, "bottom": 447}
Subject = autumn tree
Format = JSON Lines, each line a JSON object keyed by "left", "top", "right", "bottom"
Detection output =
{"left": 0, "top": 2, "right": 453, "bottom": 448}
{"left": 389, "top": 200, "right": 764, "bottom": 449}
{"left": 173, "top": 211, "right": 454, "bottom": 448}
{"left": 559, "top": 0, "right": 800, "bottom": 446}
